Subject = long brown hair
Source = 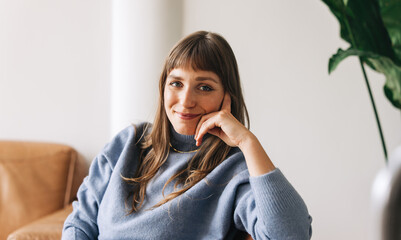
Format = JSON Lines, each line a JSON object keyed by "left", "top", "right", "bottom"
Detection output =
{"left": 123, "top": 31, "right": 249, "bottom": 213}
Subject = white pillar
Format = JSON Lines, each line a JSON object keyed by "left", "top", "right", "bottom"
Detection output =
{"left": 111, "top": 0, "right": 183, "bottom": 136}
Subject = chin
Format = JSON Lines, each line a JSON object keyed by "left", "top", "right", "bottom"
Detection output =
{"left": 175, "top": 126, "right": 196, "bottom": 136}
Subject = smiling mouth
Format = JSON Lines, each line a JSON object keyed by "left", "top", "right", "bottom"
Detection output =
{"left": 175, "top": 111, "right": 201, "bottom": 120}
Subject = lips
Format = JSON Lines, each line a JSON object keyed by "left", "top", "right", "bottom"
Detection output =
{"left": 174, "top": 111, "right": 201, "bottom": 120}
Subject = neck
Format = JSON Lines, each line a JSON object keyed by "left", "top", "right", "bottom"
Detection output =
{"left": 169, "top": 125, "right": 199, "bottom": 153}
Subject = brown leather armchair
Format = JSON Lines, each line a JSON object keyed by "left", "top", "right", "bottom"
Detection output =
{"left": 0, "top": 141, "right": 87, "bottom": 240}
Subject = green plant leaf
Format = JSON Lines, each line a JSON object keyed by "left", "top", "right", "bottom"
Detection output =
{"left": 328, "top": 48, "right": 380, "bottom": 73}
{"left": 370, "top": 57, "right": 401, "bottom": 109}
{"left": 322, "top": 0, "right": 396, "bottom": 61}
{"left": 328, "top": 48, "right": 401, "bottom": 109}
{"left": 380, "top": 0, "right": 401, "bottom": 64}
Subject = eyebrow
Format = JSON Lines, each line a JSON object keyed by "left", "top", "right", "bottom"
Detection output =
{"left": 167, "top": 74, "right": 219, "bottom": 84}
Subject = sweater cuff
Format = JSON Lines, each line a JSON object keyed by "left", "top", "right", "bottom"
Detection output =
{"left": 249, "top": 168, "right": 307, "bottom": 217}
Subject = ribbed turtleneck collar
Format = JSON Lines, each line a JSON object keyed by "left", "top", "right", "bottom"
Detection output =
{"left": 169, "top": 125, "right": 199, "bottom": 152}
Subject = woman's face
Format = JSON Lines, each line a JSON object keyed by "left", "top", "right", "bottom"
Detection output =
{"left": 164, "top": 67, "right": 225, "bottom": 135}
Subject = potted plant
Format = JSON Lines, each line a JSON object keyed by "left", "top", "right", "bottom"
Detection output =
{"left": 321, "top": 0, "right": 401, "bottom": 162}
{"left": 322, "top": 0, "right": 401, "bottom": 238}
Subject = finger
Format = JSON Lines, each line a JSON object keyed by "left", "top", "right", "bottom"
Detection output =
{"left": 195, "top": 116, "right": 220, "bottom": 146}
{"left": 195, "top": 114, "right": 216, "bottom": 145}
{"left": 207, "top": 128, "right": 223, "bottom": 139}
{"left": 221, "top": 92, "right": 231, "bottom": 112}
{"left": 195, "top": 115, "right": 206, "bottom": 140}
{"left": 196, "top": 121, "right": 214, "bottom": 146}
{"left": 195, "top": 112, "right": 215, "bottom": 140}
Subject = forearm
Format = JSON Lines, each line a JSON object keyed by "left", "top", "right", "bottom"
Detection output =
{"left": 247, "top": 169, "right": 312, "bottom": 239}
{"left": 238, "top": 132, "right": 276, "bottom": 177}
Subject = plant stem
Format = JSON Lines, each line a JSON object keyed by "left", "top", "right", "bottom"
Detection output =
{"left": 340, "top": 1, "right": 388, "bottom": 162}
{"left": 359, "top": 59, "right": 388, "bottom": 162}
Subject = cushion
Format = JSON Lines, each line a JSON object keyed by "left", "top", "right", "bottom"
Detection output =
{"left": 7, "top": 204, "right": 73, "bottom": 240}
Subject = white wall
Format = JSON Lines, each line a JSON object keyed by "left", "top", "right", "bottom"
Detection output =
{"left": 183, "top": 0, "right": 401, "bottom": 239}
{"left": 1, "top": 0, "right": 401, "bottom": 239}
{"left": 0, "top": 0, "right": 111, "bottom": 161}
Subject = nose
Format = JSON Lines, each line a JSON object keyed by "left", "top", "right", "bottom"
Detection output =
{"left": 180, "top": 87, "right": 196, "bottom": 108}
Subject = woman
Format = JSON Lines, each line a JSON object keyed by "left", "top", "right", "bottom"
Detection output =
{"left": 62, "top": 31, "right": 312, "bottom": 240}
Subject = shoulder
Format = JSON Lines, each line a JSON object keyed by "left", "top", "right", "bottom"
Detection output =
{"left": 101, "top": 122, "right": 151, "bottom": 169}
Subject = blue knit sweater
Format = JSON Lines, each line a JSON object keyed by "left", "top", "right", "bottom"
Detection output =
{"left": 62, "top": 124, "right": 312, "bottom": 239}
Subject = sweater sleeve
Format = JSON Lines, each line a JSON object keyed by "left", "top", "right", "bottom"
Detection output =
{"left": 233, "top": 168, "right": 312, "bottom": 240}
{"left": 61, "top": 125, "right": 140, "bottom": 240}
{"left": 62, "top": 152, "right": 113, "bottom": 240}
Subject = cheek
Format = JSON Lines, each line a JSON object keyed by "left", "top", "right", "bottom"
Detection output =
{"left": 163, "top": 89, "right": 172, "bottom": 108}
{"left": 203, "top": 96, "right": 223, "bottom": 112}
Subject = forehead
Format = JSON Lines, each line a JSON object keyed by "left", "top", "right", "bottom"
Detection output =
{"left": 167, "top": 67, "right": 221, "bottom": 83}
{"left": 167, "top": 45, "right": 220, "bottom": 73}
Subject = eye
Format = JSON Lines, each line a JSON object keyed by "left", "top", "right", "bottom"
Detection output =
{"left": 199, "top": 85, "right": 213, "bottom": 92}
{"left": 169, "top": 81, "right": 182, "bottom": 88}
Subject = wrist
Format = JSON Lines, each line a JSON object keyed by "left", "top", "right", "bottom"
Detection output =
{"left": 238, "top": 132, "right": 276, "bottom": 176}
{"left": 238, "top": 131, "right": 258, "bottom": 150}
